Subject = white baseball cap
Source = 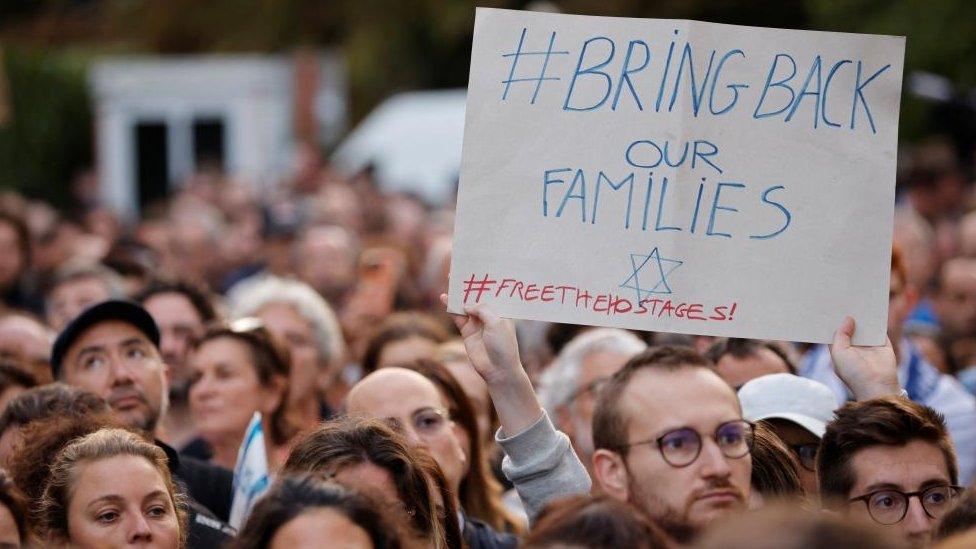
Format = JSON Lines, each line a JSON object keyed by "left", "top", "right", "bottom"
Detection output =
{"left": 737, "top": 373, "right": 838, "bottom": 438}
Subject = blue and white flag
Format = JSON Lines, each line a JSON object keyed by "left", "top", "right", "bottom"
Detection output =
{"left": 229, "top": 412, "right": 271, "bottom": 530}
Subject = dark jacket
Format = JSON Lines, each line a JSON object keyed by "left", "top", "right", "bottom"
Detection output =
{"left": 160, "top": 441, "right": 234, "bottom": 522}
{"left": 462, "top": 513, "right": 518, "bottom": 549}
{"left": 158, "top": 440, "right": 236, "bottom": 548}
{"left": 185, "top": 500, "right": 236, "bottom": 548}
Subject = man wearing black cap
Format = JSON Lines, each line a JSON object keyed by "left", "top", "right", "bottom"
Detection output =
{"left": 51, "top": 299, "right": 235, "bottom": 543}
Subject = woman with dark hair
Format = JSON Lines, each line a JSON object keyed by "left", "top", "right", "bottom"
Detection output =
{"left": 360, "top": 312, "right": 451, "bottom": 374}
{"left": 283, "top": 416, "right": 463, "bottom": 549}
{"left": 524, "top": 495, "right": 671, "bottom": 549}
{"left": 187, "top": 318, "right": 296, "bottom": 468}
{"left": 230, "top": 474, "right": 399, "bottom": 549}
{"left": 404, "top": 358, "right": 522, "bottom": 534}
{"left": 750, "top": 422, "right": 805, "bottom": 508}
{"left": 0, "top": 468, "right": 28, "bottom": 547}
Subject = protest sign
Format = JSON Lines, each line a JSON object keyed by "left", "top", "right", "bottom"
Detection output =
{"left": 448, "top": 8, "right": 905, "bottom": 345}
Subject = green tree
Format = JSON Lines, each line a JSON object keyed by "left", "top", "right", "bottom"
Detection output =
{"left": 0, "top": 48, "right": 92, "bottom": 206}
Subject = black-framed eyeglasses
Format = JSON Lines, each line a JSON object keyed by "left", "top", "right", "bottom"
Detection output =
{"left": 624, "top": 420, "right": 755, "bottom": 468}
{"left": 848, "top": 485, "right": 963, "bottom": 525}
{"left": 790, "top": 443, "right": 818, "bottom": 472}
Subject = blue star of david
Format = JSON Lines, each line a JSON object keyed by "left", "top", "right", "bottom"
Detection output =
{"left": 620, "top": 247, "right": 683, "bottom": 302}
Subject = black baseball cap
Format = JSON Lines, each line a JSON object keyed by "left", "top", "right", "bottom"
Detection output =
{"left": 51, "top": 300, "right": 161, "bottom": 377}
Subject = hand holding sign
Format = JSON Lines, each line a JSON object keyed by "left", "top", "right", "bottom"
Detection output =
{"left": 451, "top": 300, "right": 522, "bottom": 387}
{"left": 829, "top": 316, "right": 900, "bottom": 400}
{"left": 444, "top": 295, "right": 543, "bottom": 436}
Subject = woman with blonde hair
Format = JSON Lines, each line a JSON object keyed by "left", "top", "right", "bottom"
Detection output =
{"left": 38, "top": 428, "right": 188, "bottom": 548}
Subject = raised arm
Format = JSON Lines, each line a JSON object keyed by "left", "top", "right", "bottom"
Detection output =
{"left": 450, "top": 301, "right": 542, "bottom": 435}
{"left": 444, "top": 297, "right": 590, "bottom": 521}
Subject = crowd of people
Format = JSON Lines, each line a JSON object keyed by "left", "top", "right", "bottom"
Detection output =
{"left": 0, "top": 138, "right": 973, "bottom": 547}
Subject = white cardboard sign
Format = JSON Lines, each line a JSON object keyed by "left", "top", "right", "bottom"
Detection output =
{"left": 448, "top": 8, "right": 905, "bottom": 345}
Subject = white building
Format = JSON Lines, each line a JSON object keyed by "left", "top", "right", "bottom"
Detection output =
{"left": 90, "top": 53, "right": 345, "bottom": 221}
{"left": 331, "top": 89, "right": 465, "bottom": 206}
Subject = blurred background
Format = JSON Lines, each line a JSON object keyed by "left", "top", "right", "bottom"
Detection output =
{"left": 1, "top": 0, "right": 975, "bottom": 211}
{"left": 2, "top": 0, "right": 976, "bottom": 381}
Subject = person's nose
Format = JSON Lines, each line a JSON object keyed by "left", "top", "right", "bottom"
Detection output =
{"left": 126, "top": 512, "right": 153, "bottom": 544}
{"left": 160, "top": 332, "right": 180, "bottom": 358}
{"left": 108, "top": 352, "right": 136, "bottom": 386}
{"left": 902, "top": 496, "right": 933, "bottom": 542}
{"left": 698, "top": 437, "right": 733, "bottom": 479}
{"left": 191, "top": 374, "right": 216, "bottom": 401}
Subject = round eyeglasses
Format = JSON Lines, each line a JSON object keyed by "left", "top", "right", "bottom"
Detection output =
{"left": 848, "top": 485, "right": 963, "bottom": 525}
{"left": 624, "top": 420, "right": 755, "bottom": 468}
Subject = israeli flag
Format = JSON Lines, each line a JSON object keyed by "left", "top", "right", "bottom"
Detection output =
{"left": 229, "top": 412, "right": 271, "bottom": 530}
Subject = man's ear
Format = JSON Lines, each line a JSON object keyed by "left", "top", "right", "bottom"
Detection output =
{"left": 592, "top": 448, "right": 630, "bottom": 502}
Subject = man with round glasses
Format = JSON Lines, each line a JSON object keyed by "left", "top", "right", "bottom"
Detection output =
{"left": 590, "top": 345, "right": 753, "bottom": 543}
{"left": 819, "top": 395, "right": 961, "bottom": 547}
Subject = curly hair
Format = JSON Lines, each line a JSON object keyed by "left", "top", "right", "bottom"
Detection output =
{"left": 0, "top": 468, "right": 29, "bottom": 546}
{"left": 0, "top": 383, "right": 108, "bottom": 436}
{"left": 7, "top": 410, "right": 122, "bottom": 506}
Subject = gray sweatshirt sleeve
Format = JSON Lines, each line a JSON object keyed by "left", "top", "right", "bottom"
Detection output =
{"left": 496, "top": 411, "right": 591, "bottom": 522}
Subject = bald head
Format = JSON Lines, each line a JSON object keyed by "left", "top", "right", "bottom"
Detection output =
{"left": 346, "top": 366, "right": 468, "bottom": 493}
{"left": 347, "top": 367, "right": 444, "bottom": 418}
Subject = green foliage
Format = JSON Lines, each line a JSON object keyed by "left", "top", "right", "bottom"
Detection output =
{"left": 0, "top": 48, "right": 92, "bottom": 207}
{"left": 805, "top": 0, "right": 976, "bottom": 139}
